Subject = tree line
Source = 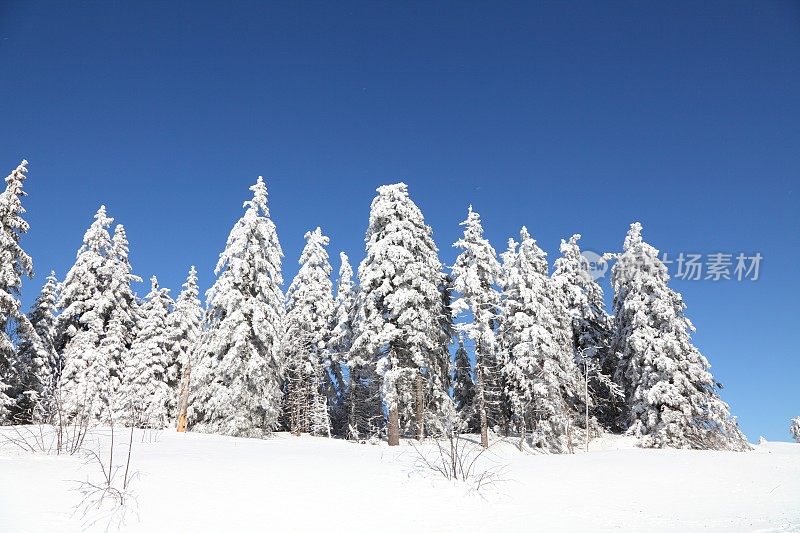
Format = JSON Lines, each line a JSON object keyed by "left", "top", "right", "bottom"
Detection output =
{"left": 0, "top": 161, "right": 749, "bottom": 451}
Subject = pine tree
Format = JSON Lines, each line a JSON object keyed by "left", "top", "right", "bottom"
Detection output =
{"left": 327, "top": 252, "right": 356, "bottom": 436}
{"left": 551, "top": 234, "right": 619, "bottom": 429}
{"left": 56, "top": 208, "right": 140, "bottom": 422}
{"left": 500, "top": 227, "right": 583, "bottom": 452}
{"left": 169, "top": 266, "right": 203, "bottom": 430}
{"left": 189, "top": 177, "right": 285, "bottom": 438}
{"left": 452, "top": 334, "right": 477, "bottom": 432}
{"left": 343, "top": 286, "right": 384, "bottom": 441}
{"left": 353, "top": 183, "right": 449, "bottom": 445}
{"left": 118, "top": 276, "right": 173, "bottom": 427}
{"left": 16, "top": 272, "right": 60, "bottom": 422}
{"left": 790, "top": 417, "right": 800, "bottom": 444}
{"left": 284, "top": 227, "right": 334, "bottom": 436}
{"left": 0, "top": 160, "right": 36, "bottom": 423}
{"left": 610, "top": 222, "right": 748, "bottom": 450}
{"left": 451, "top": 206, "right": 503, "bottom": 447}
{"left": 105, "top": 224, "right": 142, "bottom": 404}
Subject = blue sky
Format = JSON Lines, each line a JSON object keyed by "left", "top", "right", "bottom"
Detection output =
{"left": 1, "top": 1, "right": 797, "bottom": 441}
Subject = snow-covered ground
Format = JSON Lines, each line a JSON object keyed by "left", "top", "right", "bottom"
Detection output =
{"left": 1, "top": 427, "right": 798, "bottom": 532}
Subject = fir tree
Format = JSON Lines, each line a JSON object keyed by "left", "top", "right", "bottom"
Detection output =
{"left": 105, "top": 224, "right": 142, "bottom": 400}
{"left": 327, "top": 252, "right": 356, "bottom": 436}
{"left": 119, "top": 276, "right": 173, "bottom": 427}
{"left": 500, "top": 228, "right": 584, "bottom": 452}
{"left": 452, "top": 334, "right": 477, "bottom": 432}
{"left": 551, "top": 234, "right": 619, "bottom": 429}
{"left": 353, "top": 183, "right": 449, "bottom": 444}
{"left": 16, "top": 272, "right": 60, "bottom": 422}
{"left": 169, "top": 265, "right": 203, "bottom": 427}
{"left": 451, "top": 206, "right": 503, "bottom": 447}
{"left": 284, "top": 227, "right": 334, "bottom": 436}
{"left": 0, "top": 160, "right": 35, "bottom": 423}
{"left": 189, "top": 177, "right": 285, "bottom": 438}
{"left": 56, "top": 208, "right": 140, "bottom": 422}
{"left": 790, "top": 417, "right": 800, "bottom": 444}
{"left": 610, "top": 222, "right": 748, "bottom": 450}
{"left": 343, "top": 287, "right": 384, "bottom": 441}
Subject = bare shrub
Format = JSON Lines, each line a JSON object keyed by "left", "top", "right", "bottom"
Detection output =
{"left": 73, "top": 424, "right": 139, "bottom": 531}
{"left": 409, "top": 420, "right": 506, "bottom": 494}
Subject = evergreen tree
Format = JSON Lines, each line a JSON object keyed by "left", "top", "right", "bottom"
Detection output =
{"left": 284, "top": 227, "right": 334, "bottom": 436}
{"left": 56, "top": 207, "right": 140, "bottom": 422}
{"left": 500, "top": 228, "right": 583, "bottom": 452}
{"left": 451, "top": 206, "right": 503, "bottom": 447}
{"left": 327, "top": 252, "right": 356, "bottom": 436}
{"left": 343, "top": 286, "right": 384, "bottom": 441}
{"left": 0, "top": 160, "right": 35, "bottom": 423}
{"left": 16, "top": 272, "right": 60, "bottom": 422}
{"left": 119, "top": 276, "right": 173, "bottom": 427}
{"left": 610, "top": 222, "right": 748, "bottom": 450}
{"left": 353, "top": 183, "right": 449, "bottom": 444}
{"left": 790, "top": 417, "right": 800, "bottom": 444}
{"left": 169, "top": 266, "right": 203, "bottom": 426}
{"left": 189, "top": 177, "right": 285, "bottom": 438}
{"left": 105, "top": 224, "right": 142, "bottom": 401}
{"left": 551, "top": 234, "right": 619, "bottom": 429}
{"left": 452, "top": 334, "right": 477, "bottom": 431}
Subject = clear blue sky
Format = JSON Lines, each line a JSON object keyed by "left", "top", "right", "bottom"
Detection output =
{"left": 1, "top": 1, "right": 797, "bottom": 441}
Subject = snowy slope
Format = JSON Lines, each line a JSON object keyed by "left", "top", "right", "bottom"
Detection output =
{"left": 1, "top": 427, "right": 798, "bottom": 532}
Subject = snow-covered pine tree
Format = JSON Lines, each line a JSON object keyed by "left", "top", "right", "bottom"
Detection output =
{"left": 189, "top": 177, "right": 285, "bottom": 438}
{"left": 105, "top": 224, "right": 142, "bottom": 401}
{"left": 169, "top": 266, "right": 203, "bottom": 429}
{"left": 342, "top": 282, "right": 384, "bottom": 441}
{"left": 55, "top": 206, "right": 115, "bottom": 421}
{"left": 56, "top": 208, "right": 140, "bottom": 422}
{"left": 0, "top": 160, "right": 36, "bottom": 423}
{"left": 284, "top": 227, "right": 334, "bottom": 436}
{"left": 790, "top": 417, "right": 800, "bottom": 444}
{"left": 551, "top": 234, "right": 619, "bottom": 430}
{"left": 119, "top": 276, "right": 173, "bottom": 428}
{"left": 429, "top": 274, "right": 458, "bottom": 436}
{"left": 451, "top": 206, "right": 503, "bottom": 448}
{"left": 353, "top": 183, "right": 449, "bottom": 445}
{"left": 452, "top": 334, "right": 477, "bottom": 432}
{"left": 500, "top": 227, "right": 584, "bottom": 452}
{"left": 327, "top": 252, "right": 356, "bottom": 436}
{"left": 16, "top": 272, "right": 60, "bottom": 422}
{"left": 610, "top": 222, "right": 748, "bottom": 450}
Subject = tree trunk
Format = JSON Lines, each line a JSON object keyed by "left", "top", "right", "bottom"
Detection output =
{"left": 176, "top": 361, "right": 191, "bottom": 432}
{"left": 415, "top": 371, "right": 425, "bottom": 441}
{"left": 388, "top": 404, "right": 400, "bottom": 446}
{"left": 476, "top": 340, "right": 489, "bottom": 449}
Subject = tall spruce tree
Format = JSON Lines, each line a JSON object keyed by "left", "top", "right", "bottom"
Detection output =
{"left": 119, "top": 276, "right": 173, "bottom": 427}
{"left": 56, "top": 206, "right": 115, "bottom": 421}
{"left": 340, "top": 278, "right": 384, "bottom": 441}
{"left": 189, "top": 177, "right": 285, "bottom": 438}
{"left": 610, "top": 222, "right": 748, "bottom": 450}
{"left": 105, "top": 224, "right": 142, "bottom": 399}
{"left": 327, "top": 252, "right": 356, "bottom": 436}
{"left": 169, "top": 266, "right": 203, "bottom": 428}
{"left": 56, "top": 210, "right": 140, "bottom": 422}
{"left": 500, "top": 228, "right": 584, "bottom": 452}
{"left": 0, "top": 160, "right": 36, "bottom": 423}
{"left": 284, "top": 227, "right": 334, "bottom": 436}
{"left": 16, "top": 272, "right": 60, "bottom": 422}
{"left": 452, "top": 334, "right": 477, "bottom": 432}
{"left": 451, "top": 206, "right": 503, "bottom": 447}
{"left": 551, "top": 234, "right": 619, "bottom": 429}
{"left": 353, "top": 183, "right": 449, "bottom": 445}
